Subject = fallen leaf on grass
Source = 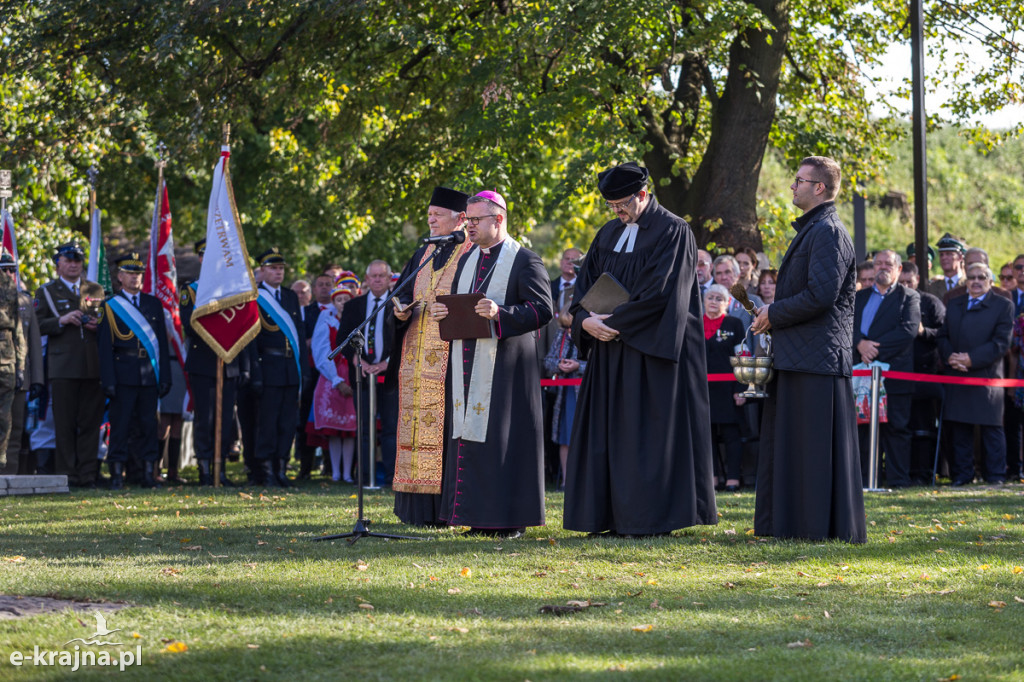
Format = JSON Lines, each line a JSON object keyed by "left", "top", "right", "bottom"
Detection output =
{"left": 449, "top": 627, "right": 469, "bottom": 634}
{"left": 161, "top": 641, "right": 188, "bottom": 653}
{"left": 161, "top": 567, "right": 181, "bottom": 576}
{"left": 1014, "top": 596, "right": 1024, "bottom": 604}
{"left": 938, "top": 675, "right": 962, "bottom": 681}
{"left": 796, "top": 571, "right": 814, "bottom": 578}
{"left": 566, "top": 600, "right": 605, "bottom": 608}
{"left": 787, "top": 639, "right": 813, "bottom": 648}
{"left": 460, "top": 567, "right": 472, "bottom": 577}
{"left": 354, "top": 562, "right": 368, "bottom": 571}
{"left": 238, "top": 492, "right": 252, "bottom": 499}
{"left": 2, "top": 556, "right": 26, "bottom": 563}
{"left": 358, "top": 603, "right": 374, "bottom": 610}
{"left": 988, "top": 601, "right": 1007, "bottom": 609}
{"left": 247, "top": 644, "right": 259, "bottom": 649}
{"left": 1013, "top": 566, "right": 1023, "bottom": 574}
{"left": 824, "top": 611, "right": 831, "bottom": 619}
{"left": 447, "top": 588, "right": 462, "bottom": 595}
{"left": 182, "top": 545, "right": 202, "bottom": 551}
{"left": 631, "top": 624, "right": 653, "bottom": 633}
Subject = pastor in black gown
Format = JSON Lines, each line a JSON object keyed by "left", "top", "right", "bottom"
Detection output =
{"left": 563, "top": 168, "right": 717, "bottom": 536}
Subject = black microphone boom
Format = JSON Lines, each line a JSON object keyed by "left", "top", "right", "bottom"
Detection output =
{"left": 421, "top": 231, "right": 466, "bottom": 245}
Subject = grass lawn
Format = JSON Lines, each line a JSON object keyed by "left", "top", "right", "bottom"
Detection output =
{"left": 2, "top": 470, "right": 1023, "bottom": 681}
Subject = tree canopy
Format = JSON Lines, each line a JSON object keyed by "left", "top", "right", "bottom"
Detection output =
{"left": 1, "top": 0, "right": 1020, "bottom": 289}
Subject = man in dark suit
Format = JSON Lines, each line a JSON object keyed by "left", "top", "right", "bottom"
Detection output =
{"left": 899, "top": 262, "right": 946, "bottom": 483}
{"left": 97, "top": 254, "right": 171, "bottom": 489}
{"left": 337, "top": 259, "right": 397, "bottom": 486}
{"left": 34, "top": 241, "right": 107, "bottom": 488}
{"left": 938, "top": 262, "right": 1015, "bottom": 485}
{"left": 925, "top": 233, "right": 966, "bottom": 299}
{"left": 942, "top": 248, "right": 1013, "bottom": 304}
{"left": 550, "top": 248, "right": 580, "bottom": 305}
{"left": 749, "top": 155, "right": 865, "bottom": 543}
{"left": 253, "top": 247, "right": 307, "bottom": 487}
{"left": 852, "top": 249, "right": 921, "bottom": 488}
{"left": 180, "top": 238, "right": 251, "bottom": 486}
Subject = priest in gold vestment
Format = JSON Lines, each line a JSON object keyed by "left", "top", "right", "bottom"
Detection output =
{"left": 388, "top": 186, "right": 472, "bottom": 526}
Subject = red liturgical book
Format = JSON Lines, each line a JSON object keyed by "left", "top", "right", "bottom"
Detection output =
{"left": 436, "top": 293, "right": 492, "bottom": 341}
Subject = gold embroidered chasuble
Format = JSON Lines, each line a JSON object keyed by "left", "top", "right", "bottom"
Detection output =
{"left": 392, "top": 240, "right": 472, "bottom": 494}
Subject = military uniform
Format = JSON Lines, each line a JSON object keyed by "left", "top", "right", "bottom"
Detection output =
{"left": 3, "top": 285, "right": 44, "bottom": 475}
{"left": 0, "top": 262, "right": 27, "bottom": 472}
{"left": 253, "top": 248, "right": 306, "bottom": 486}
{"left": 34, "top": 265, "right": 106, "bottom": 487}
{"left": 180, "top": 276, "right": 253, "bottom": 485}
{"left": 98, "top": 275, "right": 171, "bottom": 488}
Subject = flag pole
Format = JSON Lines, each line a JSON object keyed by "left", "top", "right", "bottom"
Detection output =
{"left": 213, "top": 123, "right": 231, "bottom": 489}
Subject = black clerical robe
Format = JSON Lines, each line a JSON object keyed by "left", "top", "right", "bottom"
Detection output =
{"left": 563, "top": 197, "right": 718, "bottom": 535}
{"left": 439, "top": 239, "right": 553, "bottom": 529}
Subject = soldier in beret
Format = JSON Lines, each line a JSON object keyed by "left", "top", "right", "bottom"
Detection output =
{"left": 34, "top": 241, "right": 106, "bottom": 487}
{"left": 97, "top": 253, "right": 171, "bottom": 489}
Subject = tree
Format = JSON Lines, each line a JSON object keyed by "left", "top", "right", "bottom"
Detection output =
{"left": 1, "top": 0, "right": 1020, "bottom": 274}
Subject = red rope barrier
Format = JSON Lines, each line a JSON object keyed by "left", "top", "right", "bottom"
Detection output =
{"left": 540, "top": 370, "right": 1024, "bottom": 388}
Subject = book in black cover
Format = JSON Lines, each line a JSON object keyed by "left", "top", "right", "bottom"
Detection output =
{"left": 579, "top": 272, "right": 630, "bottom": 315}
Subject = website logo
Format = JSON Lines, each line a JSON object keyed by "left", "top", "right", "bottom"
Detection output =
{"left": 7, "top": 612, "right": 142, "bottom": 672}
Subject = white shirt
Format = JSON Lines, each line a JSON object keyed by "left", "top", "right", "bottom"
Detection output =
{"left": 60, "top": 276, "right": 82, "bottom": 293}
{"left": 312, "top": 309, "right": 344, "bottom": 386}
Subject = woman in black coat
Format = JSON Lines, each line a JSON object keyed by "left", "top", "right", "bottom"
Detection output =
{"left": 703, "top": 284, "right": 747, "bottom": 491}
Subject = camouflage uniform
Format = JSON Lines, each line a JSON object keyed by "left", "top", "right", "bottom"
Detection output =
{"left": 0, "top": 272, "right": 27, "bottom": 469}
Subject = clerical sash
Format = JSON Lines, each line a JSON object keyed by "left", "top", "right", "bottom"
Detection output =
{"left": 394, "top": 241, "right": 471, "bottom": 494}
{"left": 257, "top": 288, "right": 302, "bottom": 385}
{"left": 450, "top": 238, "right": 521, "bottom": 443}
{"left": 106, "top": 295, "right": 161, "bottom": 382}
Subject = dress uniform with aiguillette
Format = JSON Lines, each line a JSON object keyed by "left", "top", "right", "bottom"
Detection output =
{"left": 97, "top": 253, "right": 171, "bottom": 489}
{"left": 180, "top": 238, "right": 250, "bottom": 486}
{"left": 0, "top": 250, "right": 42, "bottom": 476}
{"left": 254, "top": 247, "right": 306, "bottom": 486}
{"left": 34, "top": 241, "right": 106, "bottom": 487}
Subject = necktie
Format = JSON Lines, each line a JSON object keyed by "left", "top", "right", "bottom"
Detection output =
{"left": 947, "top": 277, "right": 954, "bottom": 290}
{"left": 968, "top": 298, "right": 979, "bottom": 310}
{"left": 367, "top": 297, "right": 380, "bottom": 360}
{"left": 73, "top": 283, "right": 79, "bottom": 297}
{"left": 275, "top": 289, "right": 281, "bottom": 302}
{"left": 132, "top": 295, "right": 139, "bottom": 308}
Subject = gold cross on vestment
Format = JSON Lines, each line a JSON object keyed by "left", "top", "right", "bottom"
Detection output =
{"left": 422, "top": 413, "right": 437, "bottom": 427}
{"left": 454, "top": 399, "right": 462, "bottom": 411}
{"left": 472, "top": 402, "right": 486, "bottom": 415}
{"left": 425, "top": 350, "right": 441, "bottom": 366}
{"left": 402, "top": 412, "right": 412, "bottom": 424}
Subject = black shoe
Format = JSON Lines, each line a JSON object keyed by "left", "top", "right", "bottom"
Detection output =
{"left": 986, "top": 478, "right": 1006, "bottom": 485}
{"left": 277, "top": 473, "right": 294, "bottom": 488}
{"left": 140, "top": 468, "right": 162, "bottom": 489}
{"left": 109, "top": 463, "right": 124, "bottom": 491}
{"left": 951, "top": 478, "right": 973, "bottom": 487}
{"left": 198, "top": 461, "right": 213, "bottom": 486}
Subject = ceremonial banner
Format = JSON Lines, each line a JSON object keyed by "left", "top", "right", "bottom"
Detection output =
{"left": 0, "top": 209, "right": 20, "bottom": 288}
{"left": 190, "top": 145, "right": 258, "bottom": 363}
{"left": 143, "top": 176, "right": 190, "bottom": 407}
{"left": 86, "top": 206, "right": 112, "bottom": 293}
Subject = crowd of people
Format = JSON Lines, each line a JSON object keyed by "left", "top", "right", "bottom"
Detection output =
{"left": 1, "top": 156, "right": 1021, "bottom": 543}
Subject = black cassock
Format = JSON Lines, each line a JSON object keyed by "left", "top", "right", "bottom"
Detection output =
{"left": 439, "top": 241, "right": 553, "bottom": 529}
{"left": 563, "top": 197, "right": 718, "bottom": 535}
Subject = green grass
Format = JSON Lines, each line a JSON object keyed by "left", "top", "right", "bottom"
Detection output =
{"left": 2, "top": 470, "right": 1024, "bottom": 681}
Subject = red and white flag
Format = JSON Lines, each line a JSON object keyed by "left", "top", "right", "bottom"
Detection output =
{"left": 190, "top": 145, "right": 259, "bottom": 363}
{"left": 0, "top": 209, "right": 20, "bottom": 288}
{"left": 143, "top": 174, "right": 189, "bottom": 406}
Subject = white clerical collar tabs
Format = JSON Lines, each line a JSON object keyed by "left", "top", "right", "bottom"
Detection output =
{"left": 613, "top": 223, "right": 640, "bottom": 253}
{"left": 480, "top": 239, "right": 505, "bottom": 255}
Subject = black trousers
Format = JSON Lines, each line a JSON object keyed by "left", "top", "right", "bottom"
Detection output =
{"left": 949, "top": 420, "right": 1006, "bottom": 483}
{"left": 50, "top": 378, "right": 105, "bottom": 485}
{"left": 236, "top": 383, "right": 259, "bottom": 471}
{"left": 191, "top": 373, "right": 238, "bottom": 462}
{"left": 353, "top": 380, "right": 397, "bottom": 485}
{"left": 107, "top": 384, "right": 159, "bottom": 464}
{"left": 256, "top": 384, "right": 299, "bottom": 462}
{"left": 1003, "top": 396, "right": 1022, "bottom": 479}
{"left": 295, "top": 370, "right": 319, "bottom": 475}
{"left": 858, "top": 393, "right": 912, "bottom": 487}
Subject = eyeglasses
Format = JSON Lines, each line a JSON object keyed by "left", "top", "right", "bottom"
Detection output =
{"left": 966, "top": 275, "right": 989, "bottom": 281}
{"left": 793, "top": 177, "right": 823, "bottom": 186}
{"left": 1000, "top": 274, "right": 1015, "bottom": 280}
{"left": 465, "top": 215, "right": 498, "bottom": 227}
{"left": 1014, "top": 264, "right": 1024, "bottom": 270}
{"left": 605, "top": 193, "right": 639, "bottom": 211}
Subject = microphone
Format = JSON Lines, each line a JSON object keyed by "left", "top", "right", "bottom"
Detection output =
{"left": 421, "top": 231, "right": 467, "bottom": 245}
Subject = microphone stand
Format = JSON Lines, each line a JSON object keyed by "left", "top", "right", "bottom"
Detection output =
{"left": 314, "top": 238, "right": 456, "bottom": 544}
